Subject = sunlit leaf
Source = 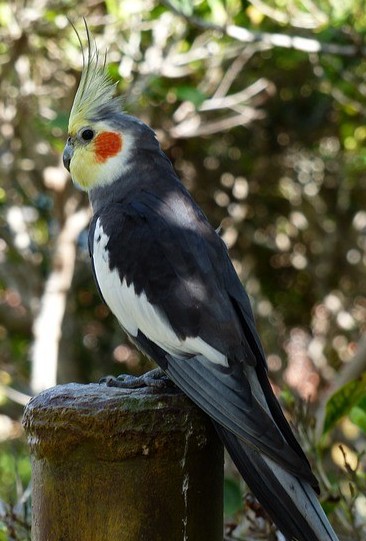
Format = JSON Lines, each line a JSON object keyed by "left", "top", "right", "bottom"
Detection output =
{"left": 105, "top": 0, "right": 119, "bottom": 17}
{"left": 0, "top": 3, "right": 12, "bottom": 26}
{"left": 349, "top": 395, "right": 366, "bottom": 433}
{"left": 322, "top": 374, "right": 366, "bottom": 435}
{"left": 207, "top": 0, "right": 227, "bottom": 23}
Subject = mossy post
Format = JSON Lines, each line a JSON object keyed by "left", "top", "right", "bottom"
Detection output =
{"left": 22, "top": 382, "right": 224, "bottom": 541}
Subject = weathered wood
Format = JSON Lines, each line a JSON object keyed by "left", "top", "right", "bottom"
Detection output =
{"left": 23, "top": 382, "right": 224, "bottom": 541}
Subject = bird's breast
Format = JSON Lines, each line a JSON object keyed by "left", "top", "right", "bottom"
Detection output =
{"left": 92, "top": 218, "right": 228, "bottom": 366}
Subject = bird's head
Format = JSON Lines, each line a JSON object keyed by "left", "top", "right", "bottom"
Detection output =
{"left": 63, "top": 26, "right": 156, "bottom": 191}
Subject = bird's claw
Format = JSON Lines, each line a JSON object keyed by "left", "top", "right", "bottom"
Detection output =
{"left": 99, "top": 368, "right": 177, "bottom": 392}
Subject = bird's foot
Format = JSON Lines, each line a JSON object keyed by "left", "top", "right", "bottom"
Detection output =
{"left": 100, "top": 367, "right": 176, "bottom": 391}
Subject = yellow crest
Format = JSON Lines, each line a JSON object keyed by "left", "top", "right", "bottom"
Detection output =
{"left": 68, "top": 21, "right": 122, "bottom": 134}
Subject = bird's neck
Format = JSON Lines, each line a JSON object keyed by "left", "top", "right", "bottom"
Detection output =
{"left": 88, "top": 149, "right": 179, "bottom": 215}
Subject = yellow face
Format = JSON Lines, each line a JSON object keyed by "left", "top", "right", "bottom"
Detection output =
{"left": 63, "top": 35, "right": 128, "bottom": 190}
{"left": 64, "top": 121, "right": 130, "bottom": 191}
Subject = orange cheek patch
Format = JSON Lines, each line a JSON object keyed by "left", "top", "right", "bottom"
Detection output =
{"left": 94, "top": 132, "right": 122, "bottom": 163}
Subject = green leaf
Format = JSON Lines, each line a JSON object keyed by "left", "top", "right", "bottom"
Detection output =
{"left": 322, "top": 373, "right": 366, "bottom": 435}
{"left": 0, "top": 526, "right": 8, "bottom": 541}
{"left": 224, "top": 478, "right": 242, "bottom": 516}
{"left": 175, "top": 86, "right": 206, "bottom": 108}
{"left": 321, "top": 496, "right": 340, "bottom": 516}
{"left": 105, "top": 0, "right": 119, "bottom": 17}
{"left": 349, "top": 395, "right": 366, "bottom": 433}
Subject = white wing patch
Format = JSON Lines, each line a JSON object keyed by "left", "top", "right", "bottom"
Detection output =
{"left": 92, "top": 219, "right": 228, "bottom": 366}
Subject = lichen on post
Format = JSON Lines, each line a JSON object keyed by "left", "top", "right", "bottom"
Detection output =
{"left": 22, "top": 382, "right": 224, "bottom": 541}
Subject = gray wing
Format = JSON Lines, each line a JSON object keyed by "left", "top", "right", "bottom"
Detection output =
{"left": 91, "top": 187, "right": 318, "bottom": 488}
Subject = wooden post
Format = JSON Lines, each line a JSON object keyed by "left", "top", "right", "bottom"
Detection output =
{"left": 22, "top": 382, "right": 224, "bottom": 541}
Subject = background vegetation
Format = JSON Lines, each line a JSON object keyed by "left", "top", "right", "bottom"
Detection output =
{"left": 0, "top": 1, "right": 365, "bottom": 539}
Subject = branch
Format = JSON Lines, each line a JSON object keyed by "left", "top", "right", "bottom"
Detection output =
{"left": 200, "top": 78, "right": 273, "bottom": 112}
{"left": 170, "top": 108, "right": 265, "bottom": 138}
{"left": 315, "top": 335, "right": 366, "bottom": 438}
{"left": 0, "top": 384, "right": 31, "bottom": 406}
{"left": 332, "top": 335, "right": 366, "bottom": 390}
{"left": 212, "top": 47, "right": 260, "bottom": 99}
{"left": 248, "top": 0, "right": 328, "bottom": 29}
{"left": 162, "top": 0, "right": 364, "bottom": 57}
{"left": 171, "top": 78, "right": 271, "bottom": 138}
{"left": 30, "top": 203, "right": 91, "bottom": 394}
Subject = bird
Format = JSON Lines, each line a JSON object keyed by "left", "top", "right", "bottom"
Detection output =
{"left": 63, "top": 28, "right": 339, "bottom": 541}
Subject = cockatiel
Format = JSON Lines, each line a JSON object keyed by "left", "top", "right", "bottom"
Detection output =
{"left": 63, "top": 29, "right": 339, "bottom": 541}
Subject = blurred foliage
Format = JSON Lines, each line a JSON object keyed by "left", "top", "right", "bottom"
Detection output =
{"left": 0, "top": 441, "right": 30, "bottom": 502}
{"left": 0, "top": 439, "right": 31, "bottom": 541}
{"left": 1, "top": 0, "right": 366, "bottom": 539}
{"left": 323, "top": 374, "right": 366, "bottom": 435}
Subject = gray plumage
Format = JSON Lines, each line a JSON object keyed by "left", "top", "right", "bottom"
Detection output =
{"left": 65, "top": 112, "right": 339, "bottom": 541}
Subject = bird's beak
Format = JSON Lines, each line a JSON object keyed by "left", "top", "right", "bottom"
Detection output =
{"left": 63, "top": 140, "right": 74, "bottom": 172}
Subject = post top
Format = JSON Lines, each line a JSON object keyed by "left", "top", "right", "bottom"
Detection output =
{"left": 22, "top": 382, "right": 214, "bottom": 460}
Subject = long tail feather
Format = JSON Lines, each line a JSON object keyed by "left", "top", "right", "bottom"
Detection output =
{"left": 216, "top": 424, "right": 339, "bottom": 541}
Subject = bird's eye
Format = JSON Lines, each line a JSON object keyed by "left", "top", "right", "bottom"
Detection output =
{"left": 80, "top": 128, "right": 95, "bottom": 142}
